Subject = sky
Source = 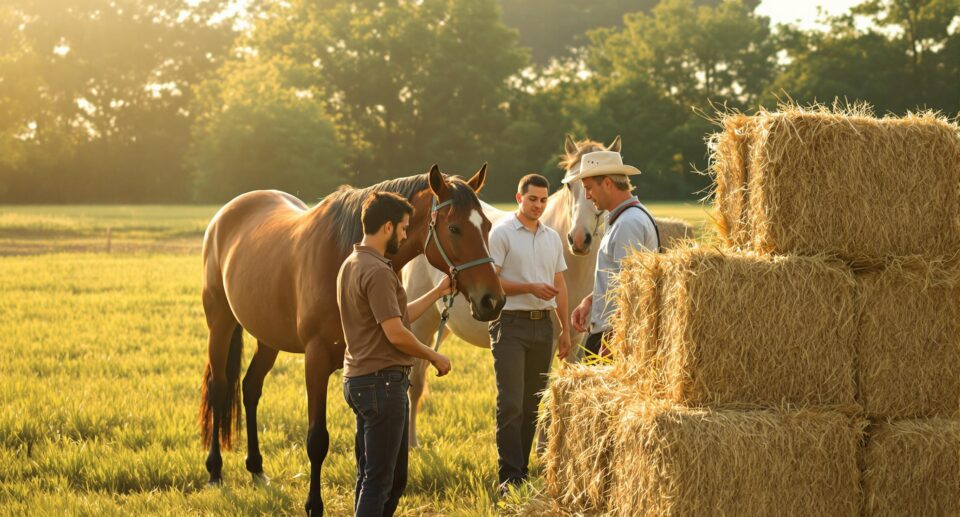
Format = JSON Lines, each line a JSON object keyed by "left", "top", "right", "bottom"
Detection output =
{"left": 756, "top": 0, "right": 864, "bottom": 29}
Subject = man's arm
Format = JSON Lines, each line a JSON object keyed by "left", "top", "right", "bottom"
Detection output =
{"left": 497, "top": 265, "right": 559, "bottom": 300}
{"left": 571, "top": 293, "right": 593, "bottom": 333}
{"left": 554, "top": 272, "right": 571, "bottom": 360}
{"left": 406, "top": 277, "right": 450, "bottom": 322}
{"left": 381, "top": 318, "right": 451, "bottom": 376}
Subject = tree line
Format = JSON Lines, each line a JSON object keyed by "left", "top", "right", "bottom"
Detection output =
{"left": 1, "top": 0, "right": 957, "bottom": 204}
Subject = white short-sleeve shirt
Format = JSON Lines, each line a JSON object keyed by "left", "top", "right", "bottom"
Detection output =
{"left": 488, "top": 215, "right": 567, "bottom": 311}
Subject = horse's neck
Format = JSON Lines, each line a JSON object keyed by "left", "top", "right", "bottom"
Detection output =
{"left": 542, "top": 187, "right": 599, "bottom": 301}
{"left": 541, "top": 188, "right": 572, "bottom": 238}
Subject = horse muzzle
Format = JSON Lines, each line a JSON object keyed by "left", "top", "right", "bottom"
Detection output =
{"left": 567, "top": 231, "right": 593, "bottom": 256}
{"left": 469, "top": 292, "right": 506, "bottom": 322}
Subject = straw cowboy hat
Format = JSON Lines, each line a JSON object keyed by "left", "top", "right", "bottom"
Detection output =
{"left": 561, "top": 150, "right": 641, "bottom": 184}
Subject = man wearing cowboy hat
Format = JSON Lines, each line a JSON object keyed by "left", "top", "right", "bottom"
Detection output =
{"left": 565, "top": 148, "right": 660, "bottom": 355}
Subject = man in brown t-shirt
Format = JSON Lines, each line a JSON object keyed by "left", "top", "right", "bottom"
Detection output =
{"left": 337, "top": 191, "right": 452, "bottom": 517}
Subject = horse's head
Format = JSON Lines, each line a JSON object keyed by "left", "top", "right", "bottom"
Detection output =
{"left": 416, "top": 164, "right": 505, "bottom": 322}
{"left": 559, "top": 135, "right": 621, "bottom": 255}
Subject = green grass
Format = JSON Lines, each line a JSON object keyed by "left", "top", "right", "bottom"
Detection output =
{"left": 0, "top": 203, "right": 706, "bottom": 514}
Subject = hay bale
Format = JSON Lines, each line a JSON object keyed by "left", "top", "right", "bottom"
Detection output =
{"left": 710, "top": 114, "right": 756, "bottom": 247}
{"left": 863, "top": 419, "right": 960, "bottom": 516}
{"left": 655, "top": 217, "right": 695, "bottom": 250}
{"left": 711, "top": 105, "right": 960, "bottom": 263}
{"left": 610, "top": 402, "right": 864, "bottom": 517}
{"left": 542, "top": 363, "right": 625, "bottom": 515}
{"left": 858, "top": 258, "right": 960, "bottom": 418}
{"left": 611, "top": 246, "right": 859, "bottom": 411}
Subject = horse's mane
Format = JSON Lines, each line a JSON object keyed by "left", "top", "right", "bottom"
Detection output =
{"left": 321, "top": 173, "right": 479, "bottom": 254}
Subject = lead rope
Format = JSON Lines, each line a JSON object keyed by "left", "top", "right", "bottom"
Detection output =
{"left": 434, "top": 290, "right": 456, "bottom": 351}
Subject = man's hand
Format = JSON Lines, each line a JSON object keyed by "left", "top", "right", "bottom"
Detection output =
{"left": 571, "top": 295, "right": 592, "bottom": 334}
{"left": 528, "top": 283, "right": 559, "bottom": 301}
{"left": 557, "top": 331, "right": 572, "bottom": 361}
{"left": 430, "top": 352, "right": 452, "bottom": 377}
{"left": 434, "top": 276, "right": 453, "bottom": 299}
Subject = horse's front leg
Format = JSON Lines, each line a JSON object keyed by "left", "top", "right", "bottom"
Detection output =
{"left": 304, "top": 340, "right": 334, "bottom": 517}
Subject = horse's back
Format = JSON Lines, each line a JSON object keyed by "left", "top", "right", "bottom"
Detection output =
{"left": 202, "top": 190, "right": 311, "bottom": 351}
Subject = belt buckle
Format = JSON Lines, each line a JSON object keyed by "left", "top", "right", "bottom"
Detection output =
{"left": 530, "top": 310, "right": 544, "bottom": 320}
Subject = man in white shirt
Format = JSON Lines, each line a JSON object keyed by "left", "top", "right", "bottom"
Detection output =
{"left": 566, "top": 150, "right": 659, "bottom": 356}
{"left": 488, "top": 173, "right": 570, "bottom": 492}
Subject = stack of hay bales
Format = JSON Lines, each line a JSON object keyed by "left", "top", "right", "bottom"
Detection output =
{"left": 543, "top": 105, "right": 960, "bottom": 516}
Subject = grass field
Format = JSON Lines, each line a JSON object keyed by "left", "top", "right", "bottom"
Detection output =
{"left": 0, "top": 202, "right": 705, "bottom": 515}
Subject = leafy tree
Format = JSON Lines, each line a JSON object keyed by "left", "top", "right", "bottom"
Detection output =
{"left": 499, "top": 0, "right": 720, "bottom": 64}
{"left": 189, "top": 57, "right": 343, "bottom": 202}
{"left": 0, "top": 0, "right": 235, "bottom": 202}
{"left": 247, "top": 0, "right": 527, "bottom": 188}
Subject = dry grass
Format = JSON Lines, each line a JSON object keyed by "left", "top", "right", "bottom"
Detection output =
{"left": 863, "top": 419, "right": 960, "bottom": 517}
{"left": 610, "top": 402, "right": 865, "bottom": 517}
{"left": 541, "top": 363, "right": 625, "bottom": 515}
{"left": 611, "top": 246, "right": 859, "bottom": 412}
{"left": 710, "top": 104, "right": 960, "bottom": 264}
{"left": 857, "top": 257, "right": 960, "bottom": 418}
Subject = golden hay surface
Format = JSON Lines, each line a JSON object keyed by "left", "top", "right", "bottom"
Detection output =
{"left": 710, "top": 105, "right": 960, "bottom": 263}
{"left": 541, "top": 363, "right": 625, "bottom": 516}
{"left": 711, "top": 114, "right": 756, "bottom": 247}
{"left": 863, "top": 419, "right": 960, "bottom": 517}
{"left": 655, "top": 217, "right": 695, "bottom": 250}
{"left": 611, "top": 246, "right": 859, "bottom": 411}
{"left": 857, "top": 258, "right": 960, "bottom": 418}
{"left": 610, "top": 402, "right": 864, "bottom": 517}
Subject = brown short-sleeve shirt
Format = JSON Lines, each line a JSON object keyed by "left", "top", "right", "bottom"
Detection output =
{"left": 337, "top": 244, "right": 414, "bottom": 377}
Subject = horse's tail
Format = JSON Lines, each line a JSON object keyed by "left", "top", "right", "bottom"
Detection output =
{"left": 199, "top": 325, "right": 244, "bottom": 450}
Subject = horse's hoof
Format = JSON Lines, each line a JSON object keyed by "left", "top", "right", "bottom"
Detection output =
{"left": 206, "top": 477, "right": 223, "bottom": 488}
{"left": 251, "top": 472, "right": 270, "bottom": 486}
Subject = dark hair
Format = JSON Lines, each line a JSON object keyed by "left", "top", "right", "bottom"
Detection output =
{"left": 518, "top": 173, "right": 550, "bottom": 195}
{"left": 361, "top": 192, "right": 414, "bottom": 235}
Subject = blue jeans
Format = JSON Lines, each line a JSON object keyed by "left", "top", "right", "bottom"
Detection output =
{"left": 343, "top": 371, "right": 410, "bottom": 517}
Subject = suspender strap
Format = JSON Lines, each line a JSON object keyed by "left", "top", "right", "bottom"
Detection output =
{"left": 609, "top": 201, "right": 661, "bottom": 252}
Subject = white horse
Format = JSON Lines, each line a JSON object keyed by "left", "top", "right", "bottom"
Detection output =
{"left": 401, "top": 136, "right": 619, "bottom": 447}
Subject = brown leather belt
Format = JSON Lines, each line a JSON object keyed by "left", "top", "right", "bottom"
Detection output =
{"left": 502, "top": 309, "right": 550, "bottom": 321}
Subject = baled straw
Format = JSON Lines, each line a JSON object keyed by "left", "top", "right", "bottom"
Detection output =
{"left": 857, "top": 257, "right": 960, "bottom": 418}
{"left": 863, "top": 419, "right": 960, "bottom": 516}
{"left": 655, "top": 217, "right": 695, "bottom": 250}
{"left": 542, "top": 363, "right": 625, "bottom": 515}
{"left": 611, "top": 246, "right": 859, "bottom": 411}
{"left": 710, "top": 114, "right": 756, "bottom": 247}
{"left": 610, "top": 402, "right": 864, "bottom": 517}
{"left": 711, "top": 104, "right": 960, "bottom": 263}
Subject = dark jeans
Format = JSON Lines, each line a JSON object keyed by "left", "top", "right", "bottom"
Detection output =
{"left": 489, "top": 312, "right": 554, "bottom": 485}
{"left": 343, "top": 371, "right": 410, "bottom": 517}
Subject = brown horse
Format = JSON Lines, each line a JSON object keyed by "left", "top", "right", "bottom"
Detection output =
{"left": 198, "top": 164, "right": 505, "bottom": 516}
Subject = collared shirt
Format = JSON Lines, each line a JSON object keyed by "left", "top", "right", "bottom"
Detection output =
{"left": 337, "top": 244, "right": 414, "bottom": 378}
{"left": 590, "top": 196, "right": 659, "bottom": 333}
{"left": 489, "top": 214, "right": 567, "bottom": 311}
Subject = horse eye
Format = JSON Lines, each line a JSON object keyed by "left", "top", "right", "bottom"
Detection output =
{"left": 448, "top": 225, "right": 460, "bottom": 235}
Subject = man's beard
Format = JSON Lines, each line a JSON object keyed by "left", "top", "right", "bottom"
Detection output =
{"left": 386, "top": 227, "right": 404, "bottom": 255}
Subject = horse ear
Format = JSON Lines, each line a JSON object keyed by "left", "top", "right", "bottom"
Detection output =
{"left": 428, "top": 164, "right": 447, "bottom": 197}
{"left": 467, "top": 163, "right": 487, "bottom": 193}
{"left": 608, "top": 135, "right": 622, "bottom": 153}
{"left": 564, "top": 134, "right": 578, "bottom": 155}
